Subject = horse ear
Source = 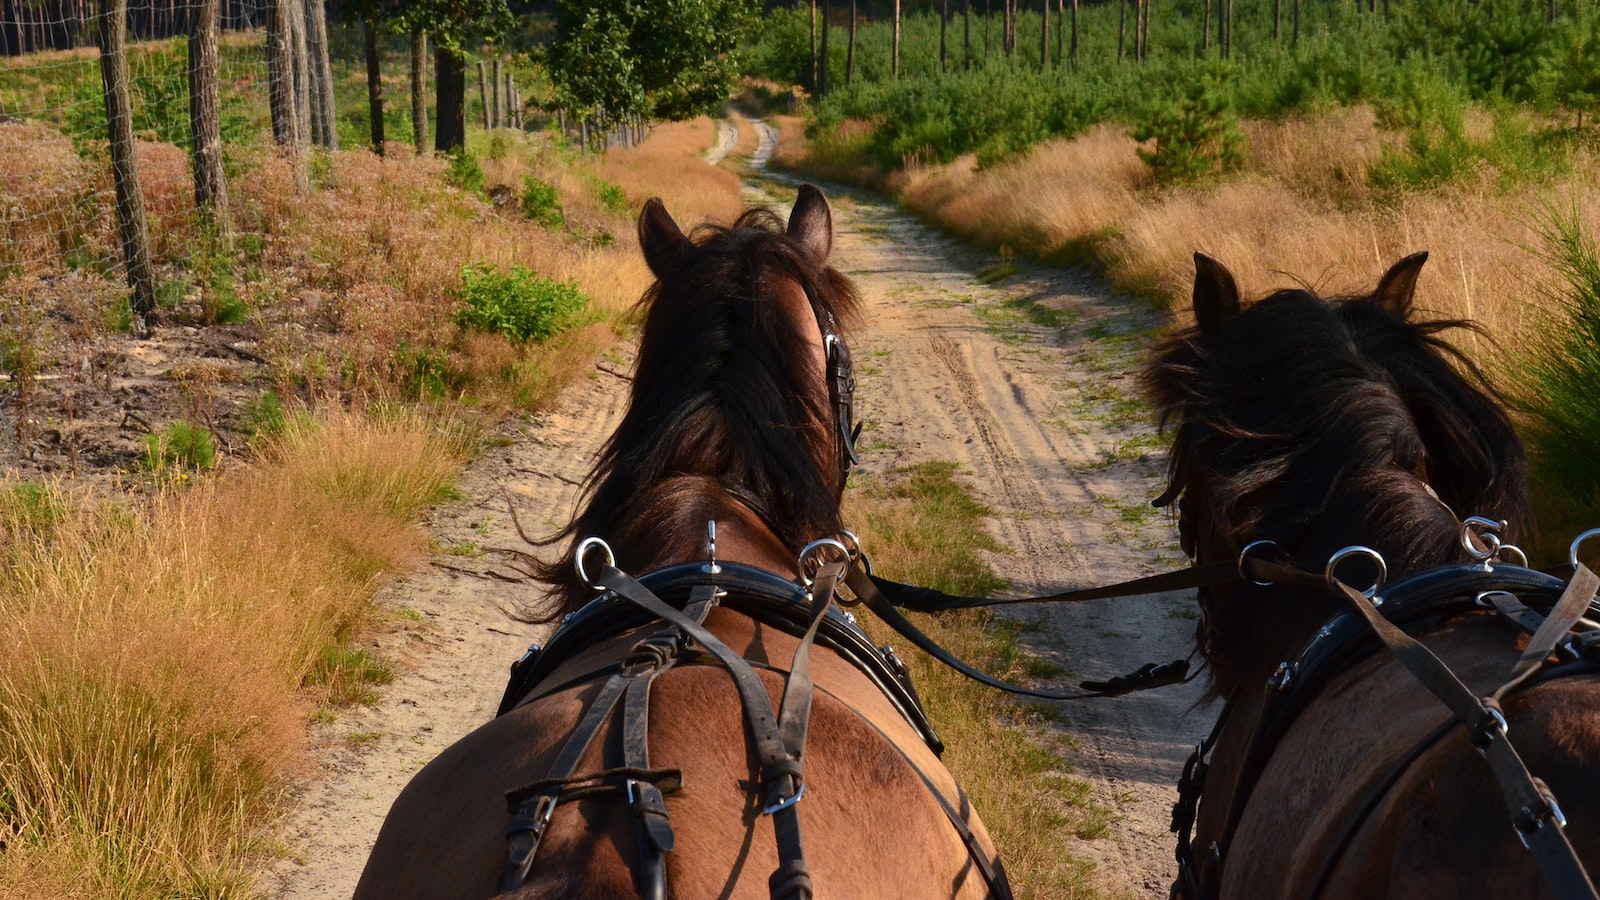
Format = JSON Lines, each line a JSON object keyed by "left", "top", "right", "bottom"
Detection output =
{"left": 788, "top": 184, "right": 833, "bottom": 262}
{"left": 1374, "top": 251, "right": 1429, "bottom": 319}
{"left": 1193, "top": 253, "right": 1241, "bottom": 333}
{"left": 638, "top": 198, "right": 694, "bottom": 277}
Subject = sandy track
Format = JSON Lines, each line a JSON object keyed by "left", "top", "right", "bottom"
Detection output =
{"left": 271, "top": 128, "right": 1209, "bottom": 899}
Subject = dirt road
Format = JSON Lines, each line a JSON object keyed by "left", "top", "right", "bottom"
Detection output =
{"left": 269, "top": 127, "right": 1209, "bottom": 899}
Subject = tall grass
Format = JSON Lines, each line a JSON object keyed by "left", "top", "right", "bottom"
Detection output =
{"left": 848, "top": 461, "right": 1102, "bottom": 899}
{"left": 0, "top": 407, "right": 470, "bottom": 897}
{"left": 1517, "top": 206, "right": 1600, "bottom": 557}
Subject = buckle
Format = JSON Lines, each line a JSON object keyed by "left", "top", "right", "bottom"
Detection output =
{"left": 1471, "top": 705, "right": 1509, "bottom": 750}
{"left": 1515, "top": 796, "right": 1567, "bottom": 849}
{"left": 761, "top": 782, "right": 806, "bottom": 816}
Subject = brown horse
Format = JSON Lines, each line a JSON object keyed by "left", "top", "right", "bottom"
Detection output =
{"left": 1145, "top": 252, "right": 1600, "bottom": 898}
{"left": 354, "top": 186, "right": 1009, "bottom": 899}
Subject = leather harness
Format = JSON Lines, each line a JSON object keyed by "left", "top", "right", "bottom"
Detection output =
{"left": 495, "top": 559, "right": 1013, "bottom": 899}
{"left": 1169, "top": 561, "right": 1600, "bottom": 900}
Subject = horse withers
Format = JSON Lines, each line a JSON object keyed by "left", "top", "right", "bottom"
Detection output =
{"left": 1146, "top": 252, "right": 1600, "bottom": 898}
{"left": 354, "top": 186, "right": 1009, "bottom": 899}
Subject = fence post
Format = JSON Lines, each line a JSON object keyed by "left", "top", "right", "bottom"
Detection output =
{"left": 306, "top": 0, "right": 336, "bottom": 149}
{"left": 410, "top": 30, "right": 428, "bottom": 155}
{"left": 491, "top": 55, "right": 502, "bottom": 129}
{"left": 476, "top": 60, "right": 490, "bottom": 128}
{"left": 97, "top": 0, "right": 155, "bottom": 327}
{"left": 189, "top": 0, "right": 230, "bottom": 234}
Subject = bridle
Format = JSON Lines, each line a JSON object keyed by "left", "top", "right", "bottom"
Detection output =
{"left": 822, "top": 311, "right": 861, "bottom": 478}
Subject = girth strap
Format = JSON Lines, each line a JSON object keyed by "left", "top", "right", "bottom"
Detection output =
{"left": 1330, "top": 566, "right": 1600, "bottom": 900}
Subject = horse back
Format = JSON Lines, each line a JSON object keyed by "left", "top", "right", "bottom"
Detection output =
{"left": 355, "top": 611, "right": 994, "bottom": 899}
{"left": 1225, "top": 613, "right": 1600, "bottom": 898}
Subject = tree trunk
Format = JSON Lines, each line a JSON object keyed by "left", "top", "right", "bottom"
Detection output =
{"left": 963, "top": 0, "right": 971, "bottom": 69}
{"left": 846, "top": 0, "right": 855, "bottom": 84}
{"left": 1040, "top": 0, "right": 1048, "bottom": 68}
{"left": 1056, "top": 0, "right": 1064, "bottom": 66}
{"left": 410, "top": 30, "right": 428, "bottom": 155}
{"left": 288, "top": 0, "right": 310, "bottom": 148}
{"left": 1274, "top": 0, "right": 1281, "bottom": 43}
{"left": 491, "top": 55, "right": 502, "bottom": 128}
{"left": 267, "top": 0, "right": 297, "bottom": 146}
{"left": 1216, "top": 0, "right": 1224, "bottom": 58}
{"left": 1071, "top": 0, "right": 1078, "bottom": 61}
{"left": 1118, "top": 0, "right": 1126, "bottom": 61}
{"left": 940, "top": 0, "right": 948, "bottom": 72}
{"left": 364, "top": 16, "right": 384, "bottom": 153}
{"left": 819, "top": 0, "right": 830, "bottom": 94}
{"left": 1225, "top": 0, "right": 1232, "bottom": 58}
{"left": 1293, "top": 0, "right": 1300, "bottom": 47}
{"left": 307, "top": 0, "right": 335, "bottom": 150}
{"left": 99, "top": 0, "right": 154, "bottom": 324}
{"left": 476, "top": 60, "right": 490, "bottom": 128}
{"left": 809, "top": 0, "right": 818, "bottom": 92}
{"left": 188, "top": 0, "right": 228, "bottom": 231}
{"left": 892, "top": 0, "right": 900, "bottom": 79}
{"left": 984, "top": 0, "right": 990, "bottom": 61}
{"left": 1140, "top": 0, "right": 1149, "bottom": 61}
{"left": 434, "top": 45, "right": 465, "bottom": 153}
{"left": 1202, "top": 0, "right": 1210, "bottom": 52}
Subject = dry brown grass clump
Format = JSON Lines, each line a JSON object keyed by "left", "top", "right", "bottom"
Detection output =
{"left": 0, "top": 406, "right": 469, "bottom": 898}
{"left": 597, "top": 116, "right": 747, "bottom": 230}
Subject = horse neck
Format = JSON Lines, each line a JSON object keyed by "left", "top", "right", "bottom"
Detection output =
{"left": 1203, "top": 476, "right": 1463, "bottom": 701}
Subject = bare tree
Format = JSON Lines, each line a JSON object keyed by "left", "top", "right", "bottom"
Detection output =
{"left": 892, "top": 0, "right": 900, "bottom": 79}
{"left": 846, "top": 0, "right": 856, "bottom": 84}
{"left": 410, "top": 30, "right": 428, "bottom": 154}
{"left": 306, "top": 0, "right": 336, "bottom": 149}
{"left": 364, "top": 13, "right": 385, "bottom": 153}
{"left": 188, "top": 0, "right": 228, "bottom": 231}
{"left": 98, "top": 0, "right": 154, "bottom": 324}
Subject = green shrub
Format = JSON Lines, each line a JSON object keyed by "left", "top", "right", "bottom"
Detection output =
{"left": 0, "top": 481, "right": 67, "bottom": 536}
{"left": 1133, "top": 79, "right": 1246, "bottom": 184}
{"left": 452, "top": 264, "right": 590, "bottom": 343}
{"left": 519, "top": 175, "right": 566, "bottom": 228}
{"left": 1520, "top": 207, "right": 1600, "bottom": 521}
{"left": 241, "top": 390, "right": 288, "bottom": 442}
{"left": 591, "top": 176, "right": 628, "bottom": 213}
{"left": 446, "top": 150, "right": 486, "bottom": 196}
{"left": 145, "top": 421, "right": 216, "bottom": 471}
{"left": 392, "top": 343, "right": 460, "bottom": 401}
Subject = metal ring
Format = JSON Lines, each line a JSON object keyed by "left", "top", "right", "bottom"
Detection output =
{"left": 1460, "top": 516, "right": 1506, "bottom": 562}
{"left": 832, "top": 529, "right": 863, "bottom": 562}
{"left": 1570, "top": 528, "right": 1600, "bottom": 569}
{"left": 1238, "top": 540, "right": 1287, "bottom": 587}
{"left": 1326, "top": 545, "right": 1387, "bottom": 600}
{"left": 797, "top": 537, "right": 851, "bottom": 587}
{"left": 574, "top": 536, "right": 615, "bottom": 589}
{"left": 1496, "top": 544, "right": 1529, "bottom": 568}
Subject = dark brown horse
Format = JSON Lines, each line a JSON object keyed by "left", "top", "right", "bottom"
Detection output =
{"left": 1146, "top": 252, "right": 1600, "bottom": 898}
{"left": 354, "top": 186, "right": 1008, "bottom": 899}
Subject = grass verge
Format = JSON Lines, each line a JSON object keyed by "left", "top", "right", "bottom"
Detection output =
{"left": 0, "top": 406, "right": 470, "bottom": 897}
{"left": 846, "top": 460, "right": 1104, "bottom": 899}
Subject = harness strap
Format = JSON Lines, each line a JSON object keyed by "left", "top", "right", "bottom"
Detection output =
{"left": 622, "top": 631, "right": 679, "bottom": 900}
{"left": 1330, "top": 567, "right": 1600, "bottom": 900}
{"left": 846, "top": 567, "right": 1192, "bottom": 700}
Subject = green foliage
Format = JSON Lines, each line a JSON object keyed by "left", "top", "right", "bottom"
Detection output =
{"left": 445, "top": 149, "right": 486, "bottom": 195}
{"left": 393, "top": 343, "right": 459, "bottom": 401}
{"left": 241, "top": 391, "right": 289, "bottom": 443}
{"left": 1519, "top": 207, "right": 1600, "bottom": 529}
{"left": 451, "top": 264, "right": 591, "bottom": 343}
{"left": 145, "top": 421, "right": 216, "bottom": 471}
{"left": 0, "top": 481, "right": 67, "bottom": 537}
{"left": 590, "top": 176, "right": 628, "bottom": 213}
{"left": 548, "top": 0, "right": 760, "bottom": 122}
{"left": 1133, "top": 79, "right": 1246, "bottom": 184}
{"left": 1532, "top": 14, "right": 1600, "bottom": 129}
{"left": 519, "top": 175, "right": 565, "bottom": 227}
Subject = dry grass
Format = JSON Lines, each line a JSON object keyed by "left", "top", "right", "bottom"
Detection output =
{"left": 847, "top": 462, "right": 1103, "bottom": 899}
{"left": 886, "top": 110, "right": 1600, "bottom": 368}
{"left": 596, "top": 116, "right": 747, "bottom": 231}
{"left": 0, "top": 406, "right": 470, "bottom": 898}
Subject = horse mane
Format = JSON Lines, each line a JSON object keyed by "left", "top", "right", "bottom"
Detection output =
{"left": 1144, "top": 287, "right": 1530, "bottom": 694}
{"left": 527, "top": 208, "right": 861, "bottom": 621}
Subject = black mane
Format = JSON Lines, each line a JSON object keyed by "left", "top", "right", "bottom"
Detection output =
{"left": 530, "top": 208, "right": 860, "bottom": 619}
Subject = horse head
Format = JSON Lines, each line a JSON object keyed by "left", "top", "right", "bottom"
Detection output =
{"left": 1144, "top": 252, "right": 1530, "bottom": 697}
{"left": 532, "top": 185, "right": 862, "bottom": 619}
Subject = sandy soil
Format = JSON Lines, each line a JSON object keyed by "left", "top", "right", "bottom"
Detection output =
{"left": 268, "top": 125, "right": 1209, "bottom": 899}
